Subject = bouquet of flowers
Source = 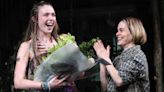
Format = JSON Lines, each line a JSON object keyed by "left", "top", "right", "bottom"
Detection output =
{"left": 34, "top": 33, "right": 98, "bottom": 82}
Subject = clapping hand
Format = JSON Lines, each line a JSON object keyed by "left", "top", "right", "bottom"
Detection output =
{"left": 93, "top": 40, "right": 111, "bottom": 60}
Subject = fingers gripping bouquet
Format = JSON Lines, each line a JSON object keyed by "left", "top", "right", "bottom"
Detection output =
{"left": 34, "top": 33, "right": 97, "bottom": 82}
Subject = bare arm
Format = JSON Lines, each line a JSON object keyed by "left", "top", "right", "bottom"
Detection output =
{"left": 94, "top": 40, "right": 123, "bottom": 87}
{"left": 14, "top": 41, "right": 72, "bottom": 90}
{"left": 105, "top": 58, "right": 123, "bottom": 87}
{"left": 100, "top": 64, "right": 108, "bottom": 92}
{"left": 14, "top": 42, "right": 42, "bottom": 89}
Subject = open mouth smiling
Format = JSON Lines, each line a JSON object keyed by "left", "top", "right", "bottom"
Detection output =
{"left": 45, "top": 20, "right": 54, "bottom": 29}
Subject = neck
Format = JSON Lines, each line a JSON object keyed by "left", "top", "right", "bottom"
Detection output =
{"left": 123, "top": 43, "right": 135, "bottom": 51}
{"left": 37, "top": 31, "right": 52, "bottom": 42}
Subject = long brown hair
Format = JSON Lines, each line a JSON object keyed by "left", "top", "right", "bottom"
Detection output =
{"left": 24, "top": 1, "right": 59, "bottom": 64}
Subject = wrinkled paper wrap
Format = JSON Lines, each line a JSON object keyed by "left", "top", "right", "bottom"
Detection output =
{"left": 34, "top": 43, "right": 96, "bottom": 82}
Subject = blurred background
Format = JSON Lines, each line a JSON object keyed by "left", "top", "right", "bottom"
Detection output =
{"left": 0, "top": 0, "right": 163, "bottom": 92}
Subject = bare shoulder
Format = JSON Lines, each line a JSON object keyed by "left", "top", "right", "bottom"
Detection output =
{"left": 19, "top": 40, "right": 31, "bottom": 50}
{"left": 17, "top": 40, "right": 32, "bottom": 60}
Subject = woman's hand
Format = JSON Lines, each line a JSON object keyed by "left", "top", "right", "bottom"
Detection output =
{"left": 93, "top": 40, "right": 110, "bottom": 60}
{"left": 36, "top": 40, "right": 54, "bottom": 55}
{"left": 49, "top": 74, "right": 71, "bottom": 89}
{"left": 93, "top": 40, "right": 113, "bottom": 65}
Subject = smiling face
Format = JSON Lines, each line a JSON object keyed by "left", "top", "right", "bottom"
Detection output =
{"left": 116, "top": 21, "right": 134, "bottom": 49}
{"left": 37, "top": 5, "right": 56, "bottom": 34}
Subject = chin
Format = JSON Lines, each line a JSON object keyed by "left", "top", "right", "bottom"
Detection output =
{"left": 117, "top": 42, "right": 124, "bottom": 47}
{"left": 46, "top": 30, "right": 53, "bottom": 33}
{"left": 117, "top": 42, "right": 121, "bottom": 45}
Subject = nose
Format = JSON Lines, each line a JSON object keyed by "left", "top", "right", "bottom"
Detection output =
{"left": 47, "top": 17, "right": 56, "bottom": 24}
{"left": 116, "top": 31, "right": 120, "bottom": 36}
{"left": 48, "top": 14, "right": 56, "bottom": 19}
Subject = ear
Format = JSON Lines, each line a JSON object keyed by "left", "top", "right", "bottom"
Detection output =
{"left": 32, "top": 16, "right": 37, "bottom": 23}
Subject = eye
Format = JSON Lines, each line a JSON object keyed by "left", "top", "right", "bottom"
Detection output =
{"left": 120, "top": 29, "right": 123, "bottom": 32}
{"left": 118, "top": 28, "right": 123, "bottom": 32}
{"left": 52, "top": 13, "right": 56, "bottom": 17}
{"left": 44, "top": 13, "right": 49, "bottom": 17}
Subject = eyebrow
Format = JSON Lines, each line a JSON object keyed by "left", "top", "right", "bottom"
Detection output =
{"left": 118, "top": 28, "right": 124, "bottom": 30}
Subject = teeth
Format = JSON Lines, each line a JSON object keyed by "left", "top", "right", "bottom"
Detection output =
{"left": 47, "top": 20, "right": 51, "bottom": 24}
{"left": 117, "top": 36, "right": 121, "bottom": 39}
{"left": 46, "top": 20, "right": 53, "bottom": 26}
